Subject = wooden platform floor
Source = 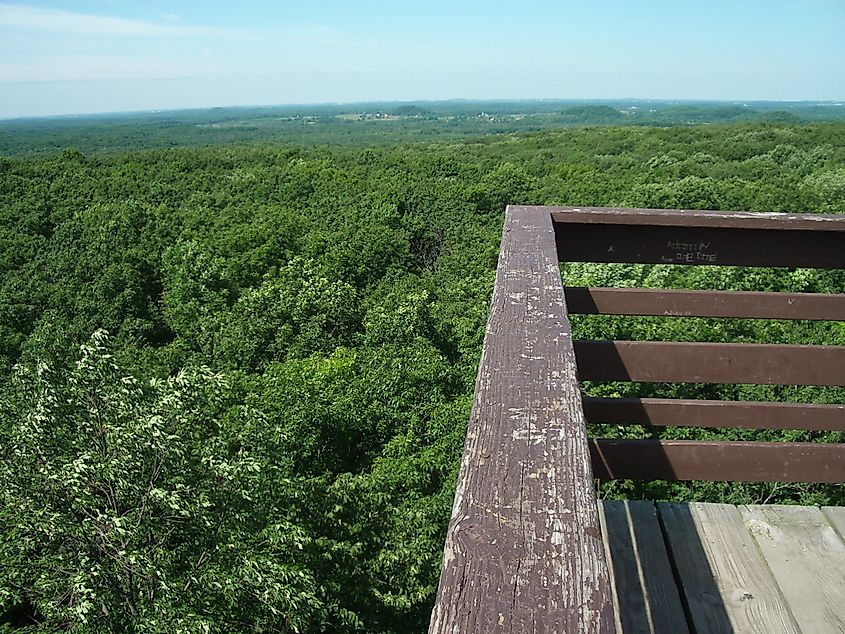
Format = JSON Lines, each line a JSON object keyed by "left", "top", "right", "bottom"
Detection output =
{"left": 598, "top": 501, "right": 845, "bottom": 633}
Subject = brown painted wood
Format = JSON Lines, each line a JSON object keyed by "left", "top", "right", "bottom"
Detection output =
{"left": 574, "top": 340, "right": 845, "bottom": 386}
{"left": 564, "top": 287, "right": 845, "bottom": 321}
{"left": 589, "top": 439, "right": 845, "bottom": 483}
{"left": 581, "top": 397, "right": 845, "bottom": 431}
{"left": 555, "top": 222, "right": 845, "bottom": 268}
{"left": 429, "top": 206, "right": 614, "bottom": 632}
{"left": 598, "top": 501, "right": 690, "bottom": 633}
{"left": 538, "top": 206, "right": 845, "bottom": 269}
{"left": 432, "top": 206, "right": 845, "bottom": 630}
{"left": 543, "top": 206, "right": 845, "bottom": 232}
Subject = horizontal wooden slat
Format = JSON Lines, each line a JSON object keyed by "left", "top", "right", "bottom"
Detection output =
{"left": 582, "top": 397, "right": 845, "bottom": 431}
{"left": 543, "top": 206, "right": 845, "bottom": 232}
{"left": 564, "top": 287, "right": 845, "bottom": 321}
{"left": 589, "top": 439, "right": 845, "bottom": 483}
{"left": 574, "top": 340, "right": 845, "bottom": 386}
{"left": 553, "top": 222, "right": 845, "bottom": 269}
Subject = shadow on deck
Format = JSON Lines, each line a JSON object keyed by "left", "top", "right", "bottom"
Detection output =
{"left": 602, "top": 500, "right": 845, "bottom": 633}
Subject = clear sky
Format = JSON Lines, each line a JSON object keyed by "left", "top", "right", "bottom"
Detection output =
{"left": 1, "top": 0, "right": 844, "bottom": 119}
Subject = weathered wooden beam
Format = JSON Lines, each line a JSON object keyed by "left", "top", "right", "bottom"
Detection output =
{"left": 430, "top": 206, "right": 614, "bottom": 633}
{"left": 574, "top": 340, "right": 845, "bottom": 386}
{"left": 564, "top": 287, "right": 845, "bottom": 321}
{"left": 590, "top": 439, "right": 845, "bottom": 482}
{"left": 547, "top": 206, "right": 845, "bottom": 232}
{"left": 582, "top": 397, "right": 845, "bottom": 431}
{"left": 539, "top": 206, "right": 845, "bottom": 269}
{"left": 555, "top": 222, "right": 845, "bottom": 268}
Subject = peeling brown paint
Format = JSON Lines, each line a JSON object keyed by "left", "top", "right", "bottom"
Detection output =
{"left": 429, "top": 206, "right": 614, "bottom": 633}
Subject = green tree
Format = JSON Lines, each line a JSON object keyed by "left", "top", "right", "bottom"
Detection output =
{"left": 0, "top": 332, "right": 326, "bottom": 632}
{"left": 217, "top": 257, "right": 359, "bottom": 370}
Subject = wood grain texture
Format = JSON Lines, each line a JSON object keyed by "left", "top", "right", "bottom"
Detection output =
{"left": 544, "top": 206, "right": 845, "bottom": 231}
{"left": 555, "top": 222, "right": 845, "bottom": 269}
{"left": 582, "top": 397, "right": 845, "bottom": 431}
{"left": 741, "top": 505, "right": 845, "bottom": 633}
{"left": 589, "top": 439, "right": 845, "bottom": 483}
{"left": 574, "top": 340, "right": 845, "bottom": 386}
{"left": 429, "top": 206, "right": 614, "bottom": 632}
{"left": 564, "top": 287, "right": 845, "bottom": 321}
{"left": 822, "top": 506, "right": 845, "bottom": 542}
{"left": 599, "top": 501, "right": 689, "bottom": 634}
{"left": 543, "top": 207, "right": 845, "bottom": 269}
{"left": 658, "top": 502, "right": 798, "bottom": 634}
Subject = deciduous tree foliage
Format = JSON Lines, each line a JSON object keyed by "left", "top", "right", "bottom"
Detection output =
{"left": 0, "top": 121, "right": 844, "bottom": 631}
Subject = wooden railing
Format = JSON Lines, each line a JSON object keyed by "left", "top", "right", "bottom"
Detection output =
{"left": 557, "top": 207, "right": 845, "bottom": 484}
{"left": 430, "top": 206, "right": 845, "bottom": 633}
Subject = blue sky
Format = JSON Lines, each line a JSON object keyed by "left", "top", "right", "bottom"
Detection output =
{"left": 1, "top": 0, "right": 844, "bottom": 118}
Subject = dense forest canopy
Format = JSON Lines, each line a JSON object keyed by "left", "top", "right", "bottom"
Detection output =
{"left": 1, "top": 107, "right": 844, "bottom": 631}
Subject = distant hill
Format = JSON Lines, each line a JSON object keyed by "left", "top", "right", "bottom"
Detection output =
{"left": 392, "top": 105, "right": 429, "bottom": 117}
{"left": 654, "top": 104, "right": 753, "bottom": 123}
{"left": 559, "top": 105, "right": 626, "bottom": 123}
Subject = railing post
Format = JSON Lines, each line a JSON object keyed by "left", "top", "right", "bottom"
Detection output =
{"left": 429, "top": 206, "right": 614, "bottom": 633}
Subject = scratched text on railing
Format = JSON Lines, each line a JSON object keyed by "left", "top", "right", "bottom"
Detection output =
{"left": 662, "top": 239, "right": 718, "bottom": 263}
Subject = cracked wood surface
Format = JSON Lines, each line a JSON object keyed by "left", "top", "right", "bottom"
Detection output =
{"left": 603, "top": 502, "right": 845, "bottom": 633}
{"left": 659, "top": 502, "right": 798, "bottom": 634}
{"left": 740, "top": 505, "right": 845, "bottom": 632}
{"left": 429, "top": 206, "right": 613, "bottom": 633}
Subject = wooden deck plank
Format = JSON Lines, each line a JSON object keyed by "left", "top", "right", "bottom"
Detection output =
{"left": 599, "top": 501, "right": 689, "bottom": 634}
{"left": 658, "top": 502, "right": 797, "bottom": 634}
{"left": 741, "top": 505, "right": 845, "bottom": 633}
{"left": 822, "top": 506, "right": 845, "bottom": 541}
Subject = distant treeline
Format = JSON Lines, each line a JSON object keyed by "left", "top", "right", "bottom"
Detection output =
{"left": 2, "top": 99, "right": 845, "bottom": 157}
